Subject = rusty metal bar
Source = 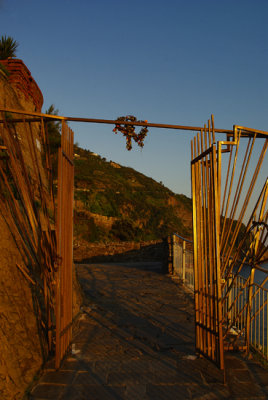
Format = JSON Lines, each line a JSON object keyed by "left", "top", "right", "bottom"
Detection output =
{"left": 0, "top": 107, "right": 252, "bottom": 136}
{"left": 191, "top": 116, "right": 225, "bottom": 370}
{"left": 55, "top": 120, "right": 74, "bottom": 369}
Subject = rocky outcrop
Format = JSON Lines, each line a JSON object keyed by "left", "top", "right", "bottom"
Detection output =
{"left": 0, "top": 63, "right": 45, "bottom": 399}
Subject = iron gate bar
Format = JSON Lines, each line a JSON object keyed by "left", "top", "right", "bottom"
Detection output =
{"left": 1, "top": 108, "right": 268, "bottom": 139}
{"left": 55, "top": 120, "right": 74, "bottom": 368}
{"left": 2, "top": 107, "right": 268, "bottom": 139}
{"left": 0, "top": 107, "right": 239, "bottom": 135}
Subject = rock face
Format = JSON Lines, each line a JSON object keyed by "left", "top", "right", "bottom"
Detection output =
{"left": 0, "top": 215, "right": 44, "bottom": 399}
{"left": 0, "top": 65, "right": 45, "bottom": 399}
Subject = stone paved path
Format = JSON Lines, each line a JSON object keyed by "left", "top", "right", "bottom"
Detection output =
{"left": 29, "top": 262, "right": 268, "bottom": 399}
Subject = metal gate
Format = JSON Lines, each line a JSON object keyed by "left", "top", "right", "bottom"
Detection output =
{"left": 0, "top": 109, "right": 75, "bottom": 368}
{"left": 55, "top": 120, "right": 74, "bottom": 368}
{"left": 191, "top": 117, "right": 224, "bottom": 369}
{"left": 191, "top": 116, "right": 268, "bottom": 370}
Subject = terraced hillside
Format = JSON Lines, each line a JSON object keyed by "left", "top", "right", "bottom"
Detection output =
{"left": 72, "top": 146, "right": 192, "bottom": 243}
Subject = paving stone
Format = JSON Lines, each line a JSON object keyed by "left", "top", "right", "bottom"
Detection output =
{"left": 107, "top": 368, "right": 152, "bottom": 385}
{"left": 66, "top": 384, "right": 125, "bottom": 399}
{"left": 188, "top": 358, "right": 224, "bottom": 384}
{"left": 246, "top": 361, "right": 268, "bottom": 387}
{"left": 176, "top": 360, "right": 206, "bottom": 384}
{"left": 43, "top": 359, "right": 56, "bottom": 370}
{"left": 125, "top": 384, "right": 147, "bottom": 399}
{"left": 224, "top": 354, "right": 247, "bottom": 369}
{"left": 94, "top": 360, "right": 122, "bottom": 376}
{"left": 148, "top": 357, "right": 178, "bottom": 371}
{"left": 121, "top": 359, "right": 153, "bottom": 375}
{"left": 191, "top": 392, "right": 221, "bottom": 400}
{"left": 226, "top": 368, "right": 253, "bottom": 383}
{"left": 228, "top": 380, "right": 266, "bottom": 399}
{"left": 60, "top": 386, "right": 83, "bottom": 400}
{"left": 30, "top": 383, "right": 65, "bottom": 399}
{"left": 39, "top": 370, "right": 76, "bottom": 385}
{"left": 189, "top": 383, "right": 230, "bottom": 399}
{"left": 60, "top": 356, "right": 93, "bottom": 372}
{"left": 254, "top": 371, "right": 268, "bottom": 387}
{"left": 72, "top": 371, "right": 104, "bottom": 385}
{"left": 146, "top": 383, "right": 192, "bottom": 399}
{"left": 148, "top": 359, "right": 181, "bottom": 384}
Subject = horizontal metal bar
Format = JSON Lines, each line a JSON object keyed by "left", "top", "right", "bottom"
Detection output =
{"left": 0, "top": 107, "right": 234, "bottom": 134}
{"left": 0, "top": 118, "right": 43, "bottom": 124}
{"left": 173, "top": 233, "right": 193, "bottom": 244}
{"left": 251, "top": 281, "right": 268, "bottom": 292}
{"left": 1, "top": 109, "right": 267, "bottom": 138}
{"left": 235, "top": 125, "right": 268, "bottom": 138}
{"left": 191, "top": 146, "right": 214, "bottom": 164}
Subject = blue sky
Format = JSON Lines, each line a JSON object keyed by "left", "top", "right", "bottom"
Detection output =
{"left": 0, "top": 0, "right": 267, "bottom": 197}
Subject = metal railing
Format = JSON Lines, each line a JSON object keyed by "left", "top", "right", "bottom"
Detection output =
{"left": 170, "top": 234, "right": 268, "bottom": 362}
{"left": 171, "top": 234, "right": 194, "bottom": 292}
{"left": 250, "top": 282, "right": 268, "bottom": 359}
{"left": 222, "top": 266, "right": 268, "bottom": 361}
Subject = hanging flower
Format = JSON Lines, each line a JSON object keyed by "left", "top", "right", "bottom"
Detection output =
{"left": 113, "top": 115, "right": 148, "bottom": 151}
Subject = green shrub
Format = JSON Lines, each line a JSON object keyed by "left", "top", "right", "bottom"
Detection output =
{"left": 0, "top": 35, "right": 18, "bottom": 59}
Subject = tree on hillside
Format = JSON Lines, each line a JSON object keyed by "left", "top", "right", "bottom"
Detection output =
{"left": 45, "top": 105, "right": 61, "bottom": 156}
{"left": 0, "top": 35, "right": 19, "bottom": 59}
{"left": 45, "top": 105, "right": 62, "bottom": 182}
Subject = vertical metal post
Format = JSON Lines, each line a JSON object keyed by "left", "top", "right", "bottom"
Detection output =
{"left": 172, "top": 234, "right": 176, "bottom": 276}
{"left": 227, "top": 273, "right": 233, "bottom": 326}
{"left": 55, "top": 145, "right": 63, "bottom": 369}
{"left": 212, "top": 144, "right": 224, "bottom": 370}
{"left": 55, "top": 121, "right": 74, "bottom": 369}
{"left": 246, "top": 268, "right": 255, "bottom": 353}
{"left": 168, "top": 235, "right": 173, "bottom": 275}
{"left": 182, "top": 240, "right": 186, "bottom": 282}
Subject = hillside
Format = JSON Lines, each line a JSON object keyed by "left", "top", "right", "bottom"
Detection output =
{"left": 72, "top": 145, "right": 192, "bottom": 243}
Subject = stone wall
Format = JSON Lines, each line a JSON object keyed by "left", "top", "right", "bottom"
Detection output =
{"left": 73, "top": 239, "right": 169, "bottom": 268}
{"left": 0, "top": 59, "right": 43, "bottom": 111}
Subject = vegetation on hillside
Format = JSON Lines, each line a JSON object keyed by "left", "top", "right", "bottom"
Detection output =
{"left": 73, "top": 146, "right": 192, "bottom": 242}
{"left": 0, "top": 35, "right": 18, "bottom": 76}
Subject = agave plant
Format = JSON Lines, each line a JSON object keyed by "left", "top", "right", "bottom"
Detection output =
{"left": 0, "top": 35, "right": 18, "bottom": 59}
